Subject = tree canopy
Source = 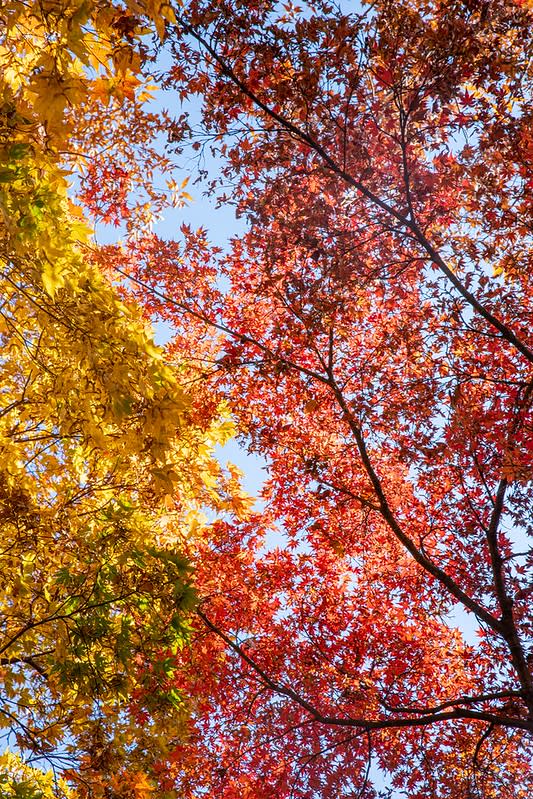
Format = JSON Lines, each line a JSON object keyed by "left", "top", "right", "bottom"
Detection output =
{"left": 2, "top": 1, "right": 533, "bottom": 798}
{"left": 1, "top": 1, "right": 237, "bottom": 795}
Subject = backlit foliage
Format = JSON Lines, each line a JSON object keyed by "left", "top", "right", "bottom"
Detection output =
{"left": 0, "top": 1, "right": 236, "bottom": 795}
{"left": 120, "top": 1, "right": 533, "bottom": 797}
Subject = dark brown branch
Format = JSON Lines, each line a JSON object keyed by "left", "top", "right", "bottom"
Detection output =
{"left": 197, "top": 610, "right": 533, "bottom": 733}
{"left": 326, "top": 379, "right": 505, "bottom": 636}
{"left": 0, "top": 650, "right": 54, "bottom": 678}
{"left": 0, "top": 592, "right": 137, "bottom": 658}
{"left": 473, "top": 722, "right": 495, "bottom": 775}
{"left": 483, "top": 379, "right": 533, "bottom": 712}
{"left": 111, "top": 264, "right": 329, "bottom": 387}
{"left": 486, "top": 484, "right": 528, "bottom": 643}
{"left": 380, "top": 690, "right": 526, "bottom": 716}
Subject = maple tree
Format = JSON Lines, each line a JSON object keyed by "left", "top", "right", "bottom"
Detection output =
{"left": 0, "top": 2, "right": 241, "bottom": 796}
{"left": 108, "top": 0, "right": 533, "bottom": 797}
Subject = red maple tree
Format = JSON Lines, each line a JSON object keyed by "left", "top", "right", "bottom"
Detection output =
{"left": 110, "top": 0, "right": 533, "bottom": 796}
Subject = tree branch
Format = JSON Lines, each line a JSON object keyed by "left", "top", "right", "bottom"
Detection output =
{"left": 326, "top": 378, "right": 505, "bottom": 636}
{"left": 197, "top": 610, "right": 533, "bottom": 733}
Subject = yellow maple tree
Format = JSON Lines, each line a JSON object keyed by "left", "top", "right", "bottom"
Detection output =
{"left": 0, "top": 1, "right": 240, "bottom": 795}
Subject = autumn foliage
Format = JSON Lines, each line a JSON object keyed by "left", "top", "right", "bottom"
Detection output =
{"left": 0, "top": 1, "right": 234, "bottom": 796}
{"left": 122, "top": 1, "right": 533, "bottom": 797}
{"left": 2, "top": 0, "right": 533, "bottom": 798}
